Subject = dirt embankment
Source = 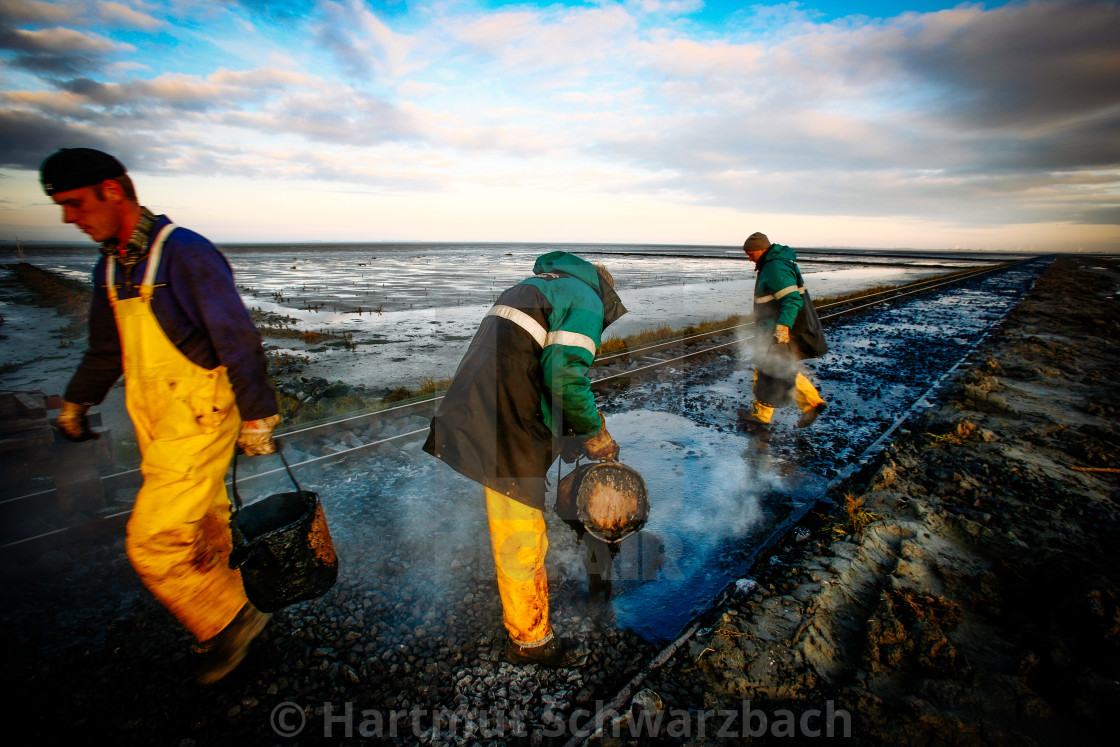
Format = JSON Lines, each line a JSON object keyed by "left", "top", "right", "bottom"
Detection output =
{"left": 650, "top": 255, "right": 1120, "bottom": 745}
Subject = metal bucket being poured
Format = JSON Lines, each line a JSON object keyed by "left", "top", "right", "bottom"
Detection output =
{"left": 556, "top": 460, "right": 649, "bottom": 544}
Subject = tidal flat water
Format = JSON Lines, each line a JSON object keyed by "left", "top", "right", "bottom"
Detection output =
{"left": 4, "top": 241, "right": 1004, "bottom": 392}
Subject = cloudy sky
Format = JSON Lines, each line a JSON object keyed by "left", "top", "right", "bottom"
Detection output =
{"left": 1, "top": 0, "right": 1118, "bottom": 251}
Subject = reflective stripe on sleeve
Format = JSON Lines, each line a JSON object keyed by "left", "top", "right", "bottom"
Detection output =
{"left": 755, "top": 284, "right": 806, "bottom": 303}
{"left": 544, "top": 329, "right": 597, "bottom": 357}
{"left": 487, "top": 305, "right": 547, "bottom": 348}
{"left": 486, "top": 305, "right": 598, "bottom": 356}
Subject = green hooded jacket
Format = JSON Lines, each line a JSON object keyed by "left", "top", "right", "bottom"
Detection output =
{"left": 423, "top": 251, "right": 626, "bottom": 509}
{"left": 525, "top": 251, "right": 618, "bottom": 434}
{"left": 753, "top": 243, "right": 805, "bottom": 332}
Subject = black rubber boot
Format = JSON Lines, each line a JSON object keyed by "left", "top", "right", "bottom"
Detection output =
{"left": 195, "top": 603, "right": 271, "bottom": 685}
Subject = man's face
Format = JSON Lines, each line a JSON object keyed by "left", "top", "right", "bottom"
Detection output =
{"left": 51, "top": 182, "right": 121, "bottom": 243}
{"left": 745, "top": 247, "right": 765, "bottom": 265}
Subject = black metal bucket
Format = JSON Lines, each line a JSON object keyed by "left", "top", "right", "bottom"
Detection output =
{"left": 228, "top": 445, "right": 338, "bottom": 612}
{"left": 556, "top": 460, "right": 649, "bottom": 544}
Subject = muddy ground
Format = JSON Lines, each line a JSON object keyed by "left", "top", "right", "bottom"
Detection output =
{"left": 628, "top": 255, "right": 1119, "bottom": 745}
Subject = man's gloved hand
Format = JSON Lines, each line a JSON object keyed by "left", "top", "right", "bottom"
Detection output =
{"left": 773, "top": 324, "right": 791, "bottom": 345}
{"left": 238, "top": 414, "right": 282, "bottom": 456}
{"left": 582, "top": 412, "right": 620, "bottom": 461}
{"left": 56, "top": 401, "right": 99, "bottom": 442}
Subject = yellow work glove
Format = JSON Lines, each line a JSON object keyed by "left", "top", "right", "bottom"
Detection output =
{"left": 56, "top": 400, "right": 99, "bottom": 442}
{"left": 583, "top": 412, "right": 620, "bottom": 462}
{"left": 238, "top": 414, "right": 281, "bottom": 456}
{"left": 773, "top": 324, "right": 791, "bottom": 345}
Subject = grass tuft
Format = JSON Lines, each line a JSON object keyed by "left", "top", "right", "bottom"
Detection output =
{"left": 831, "top": 493, "right": 881, "bottom": 539}
{"left": 600, "top": 314, "right": 749, "bottom": 355}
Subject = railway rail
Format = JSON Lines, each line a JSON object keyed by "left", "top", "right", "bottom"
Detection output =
{"left": 1, "top": 257, "right": 1040, "bottom": 555}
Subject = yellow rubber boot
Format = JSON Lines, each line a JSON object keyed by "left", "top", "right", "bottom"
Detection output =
{"left": 740, "top": 372, "right": 776, "bottom": 428}
{"left": 485, "top": 487, "right": 552, "bottom": 647}
{"left": 794, "top": 373, "right": 827, "bottom": 428}
{"left": 793, "top": 373, "right": 824, "bottom": 410}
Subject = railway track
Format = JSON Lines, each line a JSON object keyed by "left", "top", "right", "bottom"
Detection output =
{"left": 1, "top": 257, "right": 1041, "bottom": 555}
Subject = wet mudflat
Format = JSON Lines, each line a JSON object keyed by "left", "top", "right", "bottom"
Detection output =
{"left": 3, "top": 244, "right": 986, "bottom": 396}
{"left": 0, "top": 261, "right": 1046, "bottom": 745}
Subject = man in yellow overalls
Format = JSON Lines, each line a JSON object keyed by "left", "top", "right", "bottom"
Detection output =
{"left": 40, "top": 148, "right": 282, "bottom": 684}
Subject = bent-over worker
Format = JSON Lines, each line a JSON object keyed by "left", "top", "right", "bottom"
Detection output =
{"left": 40, "top": 148, "right": 281, "bottom": 684}
{"left": 424, "top": 251, "right": 626, "bottom": 667}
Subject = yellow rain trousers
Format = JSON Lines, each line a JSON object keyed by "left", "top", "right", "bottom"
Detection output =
{"left": 751, "top": 372, "right": 825, "bottom": 424}
{"left": 485, "top": 487, "right": 552, "bottom": 647}
{"left": 109, "top": 224, "right": 246, "bottom": 643}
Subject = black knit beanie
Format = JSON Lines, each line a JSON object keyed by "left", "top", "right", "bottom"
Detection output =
{"left": 40, "top": 148, "right": 127, "bottom": 195}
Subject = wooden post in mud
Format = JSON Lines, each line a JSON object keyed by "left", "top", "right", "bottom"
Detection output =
{"left": 16, "top": 237, "right": 24, "bottom": 263}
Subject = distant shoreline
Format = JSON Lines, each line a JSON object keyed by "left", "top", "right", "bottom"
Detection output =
{"left": 0, "top": 239, "right": 1048, "bottom": 262}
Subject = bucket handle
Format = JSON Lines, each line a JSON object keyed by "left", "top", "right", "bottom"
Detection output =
{"left": 557, "top": 452, "right": 585, "bottom": 486}
{"left": 230, "top": 440, "right": 303, "bottom": 512}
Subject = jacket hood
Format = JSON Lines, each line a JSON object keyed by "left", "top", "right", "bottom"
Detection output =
{"left": 759, "top": 243, "right": 797, "bottom": 265}
{"left": 533, "top": 251, "right": 627, "bottom": 328}
{"left": 534, "top": 250, "right": 599, "bottom": 287}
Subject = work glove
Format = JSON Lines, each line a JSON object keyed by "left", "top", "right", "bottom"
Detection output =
{"left": 773, "top": 324, "right": 791, "bottom": 345}
{"left": 582, "top": 412, "right": 620, "bottom": 462}
{"left": 238, "top": 414, "right": 282, "bottom": 456}
{"left": 56, "top": 400, "right": 99, "bottom": 442}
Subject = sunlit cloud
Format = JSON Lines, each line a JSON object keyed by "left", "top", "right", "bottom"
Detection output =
{"left": 0, "top": 0, "right": 72, "bottom": 24}
{"left": 99, "top": 1, "right": 161, "bottom": 30}
{"left": 315, "top": 0, "right": 413, "bottom": 81}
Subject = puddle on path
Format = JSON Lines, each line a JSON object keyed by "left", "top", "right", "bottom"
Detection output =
{"left": 596, "top": 411, "right": 825, "bottom": 641}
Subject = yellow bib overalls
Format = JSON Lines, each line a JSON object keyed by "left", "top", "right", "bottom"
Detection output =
{"left": 109, "top": 224, "right": 247, "bottom": 642}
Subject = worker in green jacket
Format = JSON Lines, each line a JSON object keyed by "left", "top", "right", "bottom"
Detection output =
{"left": 740, "top": 232, "right": 827, "bottom": 429}
{"left": 424, "top": 251, "right": 626, "bottom": 667}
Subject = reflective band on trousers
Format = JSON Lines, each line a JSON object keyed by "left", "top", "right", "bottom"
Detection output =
{"left": 486, "top": 304, "right": 598, "bottom": 356}
{"left": 755, "top": 284, "right": 806, "bottom": 304}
